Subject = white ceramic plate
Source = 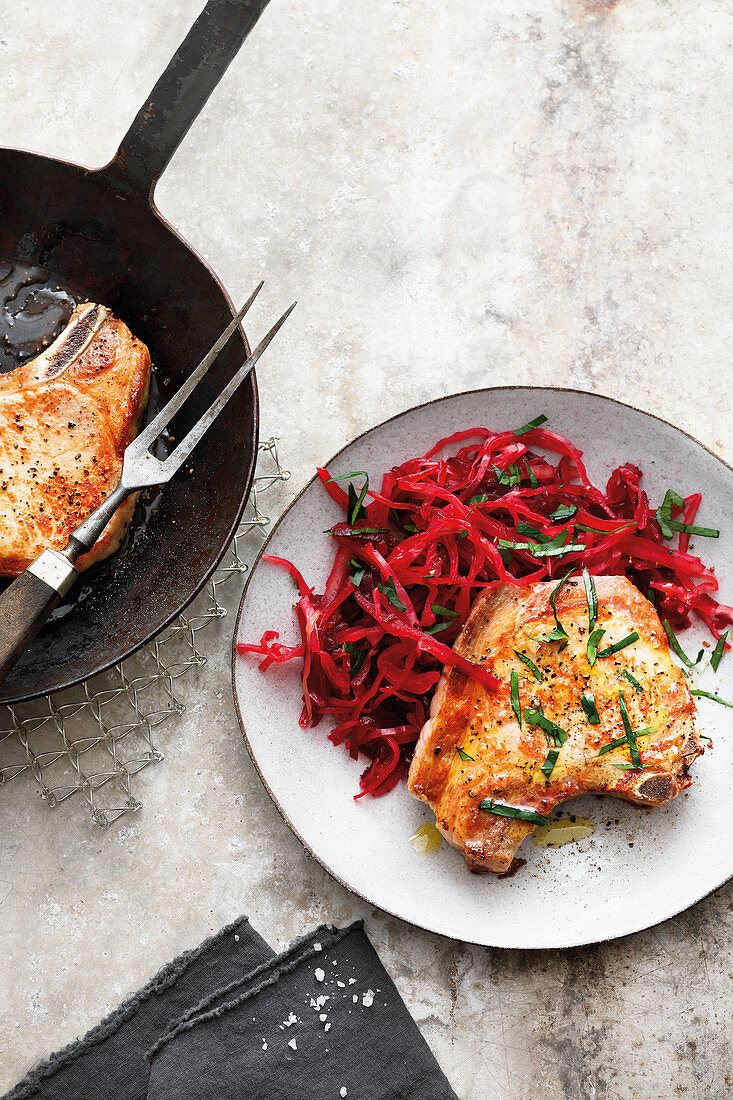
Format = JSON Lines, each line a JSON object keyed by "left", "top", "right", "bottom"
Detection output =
{"left": 232, "top": 388, "right": 733, "bottom": 948}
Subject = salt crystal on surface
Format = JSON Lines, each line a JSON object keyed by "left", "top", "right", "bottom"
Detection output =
{"left": 313, "top": 941, "right": 322, "bottom": 951}
{"left": 337, "top": 981, "right": 345, "bottom": 988}
{"left": 324, "top": 1022, "right": 331, "bottom": 1032}
{"left": 315, "top": 967, "right": 325, "bottom": 982}
{"left": 288, "top": 1038, "right": 297, "bottom": 1050}
{"left": 320, "top": 1013, "right": 328, "bottom": 1021}
{"left": 340, "top": 1089, "right": 348, "bottom": 1097}
{"left": 348, "top": 978, "right": 356, "bottom": 985}
{"left": 362, "top": 989, "right": 375, "bottom": 1008}
{"left": 234, "top": 935, "right": 239, "bottom": 942}
{"left": 352, "top": 994, "right": 358, "bottom": 1003}
{"left": 261, "top": 1041, "right": 267, "bottom": 1050}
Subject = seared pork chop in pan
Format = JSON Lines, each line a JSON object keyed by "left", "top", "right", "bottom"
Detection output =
{"left": 408, "top": 576, "right": 702, "bottom": 874}
{"left": 0, "top": 303, "right": 151, "bottom": 576}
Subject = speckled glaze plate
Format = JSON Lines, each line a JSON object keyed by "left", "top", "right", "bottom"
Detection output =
{"left": 232, "top": 388, "right": 733, "bottom": 948}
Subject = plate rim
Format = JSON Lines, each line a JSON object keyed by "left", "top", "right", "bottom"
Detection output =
{"left": 231, "top": 384, "right": 733, "bottom": 948}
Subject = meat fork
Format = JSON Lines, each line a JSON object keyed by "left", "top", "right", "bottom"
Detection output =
{"left": 0, "top": 284, "right": 294, "bottom": 687}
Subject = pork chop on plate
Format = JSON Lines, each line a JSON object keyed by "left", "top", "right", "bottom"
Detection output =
{"left": 408, "top": 575, "right": 701, "bottom": 874}
{"left": 0, "top": 302, "right": 151, "bottom": 575}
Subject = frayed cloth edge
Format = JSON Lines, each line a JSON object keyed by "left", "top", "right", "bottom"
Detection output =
{"left": 3, "top": 914, "right": 255, "bottom": 1100}
{"left": 148, "top": 920, "right": 364, "bottom": 1062}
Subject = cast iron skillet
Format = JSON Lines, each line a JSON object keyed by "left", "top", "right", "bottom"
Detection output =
{"left": 0, "top": 0, "right": 272, "bottom": 704}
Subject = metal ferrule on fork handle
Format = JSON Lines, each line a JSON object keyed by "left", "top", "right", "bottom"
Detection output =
{"left": 26, "top": 550, "right": 78, "bottom": 597}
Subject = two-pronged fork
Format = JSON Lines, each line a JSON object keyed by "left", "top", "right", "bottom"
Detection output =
{"left": 0, "top": 284, "right": 294, "bottom": 686}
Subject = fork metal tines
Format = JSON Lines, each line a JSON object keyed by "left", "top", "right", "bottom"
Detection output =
{"left": 125, "top": 284, "right": 295, "bottom": 488}
{"left": 71, "top": 285, "right": 295, "bottom": 550}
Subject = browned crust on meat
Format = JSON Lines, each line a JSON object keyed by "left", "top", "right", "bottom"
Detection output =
{"left": 408, "top": 576, "right": 702, "bottom": 874}
{"left": 0, "top": 307, "right": 151, "bottom": 576}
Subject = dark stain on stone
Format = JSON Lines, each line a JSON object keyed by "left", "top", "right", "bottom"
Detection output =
{"left": 573, "top": 0, "right": 624, "bottom": 14}
{"left": 448, "top": 959, "right": 458, "bottom": 1022}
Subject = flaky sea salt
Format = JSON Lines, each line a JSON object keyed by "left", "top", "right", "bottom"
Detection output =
{"left": 315, "top": 967, "right": 325, "bottom": 982}
{"left": 320, "top": 1013, "right": 328, "bottom": 1021}
{"left": 288, "top": 1038, "right": 297, "bottom": 1051}
{"left": 313, "top": 941, "right": 322, "bottom": 951}
{"left": 340, "top": 1089, "right": 348, "bottom": 1097}
{"left": 362, "top": 989, "right": 375, "bottom": 1008}
{"left": 348, "top": 978, "right": 356, "bottom": 985}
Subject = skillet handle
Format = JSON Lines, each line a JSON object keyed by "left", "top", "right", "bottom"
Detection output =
{"left": 0, "top": 552, "right": 78, "bottom": 688}
{"left": 101, "top": 0, "right": 271, "bottom": 202}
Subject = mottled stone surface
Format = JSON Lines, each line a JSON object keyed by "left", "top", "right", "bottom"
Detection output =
{"left": 0, "top": 1, "right": 732, "bottom": 1097}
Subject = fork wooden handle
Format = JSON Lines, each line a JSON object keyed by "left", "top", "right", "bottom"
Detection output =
{"left": 0, "top": 553, "right": 77, "bottom": 688}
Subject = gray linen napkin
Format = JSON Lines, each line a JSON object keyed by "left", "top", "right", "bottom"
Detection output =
{"left": 5, "top": 917, "right": 457, "bottom": 1100}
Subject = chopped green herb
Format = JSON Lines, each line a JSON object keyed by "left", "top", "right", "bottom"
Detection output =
{"left": 326, "top": 525, "right": 388, "bottom": 537}
{"left": 596, "top": 631, "right": 640, "bottom": 660}
{"left": 456, "top": 747, "right": 474, "bottom": 762}
{"left": 549, "top": 572, "right": 571, "bottom": 634}
{"left": 711, "top": 631, "right": 728, "bottom": 673}
{"left": 430, "top": 603, "right": 459, "bottom": 619}
{"left": 655, "top": 488, "right": 684, "bottom": 539}
{"left": 672, "top": 521, "right": 719, "bottom": 538}
{"left": 514, "top": 413, "right": 549, "bottom": 436}
{"left": 402, "top": 522, "right": 419, "bottom": 534}
{"left": 524, "top": 707, "right": 568, "bottom": 746}
{"left": 656, "top": 488, "right": 719, "bottom": 539}
{"left": 533, "top": 628, "right": 569, "bottom": 646}
{"left": 516, "top": 521, "right": 547, "bottom": 541}
{"left": 525, "top": 462, "right": 538, "bottom": 489}
{"left": 598, "top": 728, "right": 655, "bottom": 756}
{"left": 479, "top": 800, "right": 548, "bottom": 825}
{"left": 551, "top": 504, "right": 578, "bottom": 523}
{"left": 662, "top": 620, "right": 703, "bottom": 668}
{"left": 541, "top": 747, "right": 560, "bottom": 779}
{"left": 575, "top": 522, "right": 634, "bottom": 534}
{"left": 343, "top": 643, "right": 367, "bottom": 675}
{"left": 582, "top": 568, "right": 597, "bottom": 633}
{"left": 621, "top": 669, "right": 643, "bottom": 694}
{"left": 611, "top": 763, "right": 650, "bottom": 771}
{"left": 587, "top": 627, "right": 606, "bottom": 668}
{"left": 326, "top": 469, "right": 369, "bottom": 484}
{"left": 377, "top": 576, "right": 406, "bottom": 612}
{"left": 456, "top": 530, "right": 469, "bottom": 539}
{"left": 325, "top": 470, "right": 370, "bottom": 524}
{"left": 424, "top": 622, "right": 449, "bottom": 635}
{"left": 533, "top": 542, "right": 585, "bottom": 558}
{"left": 497, "top": 536, "right": 585, "bottom": 558}
{"left": 699, "top": 733, "right": 712, "bottom": 742}
{"left": 514, "top": 650, "right": 544, "bottom": 681}
{"left": 469, "top": 493, "right": 489, "bottom": 506}
{"left": 349, "top": 559, "right": 366, "bottom": 586}
{"left": 510, "top": 670, "right": 522, "bottom": 728}
{"left": 492, "top": 463, "right": 522, "bottom": 487}
{"left": 498, "top": 547, "right": 513, "bottom": 566}
{"left": 618, "top": 690, "right": 642, "bottom": 767}
{"left": 691, "top": 689, "right": 733, "bottom": 708}
{"left": 581, "top": 692, "right": 600, "bottom": 725}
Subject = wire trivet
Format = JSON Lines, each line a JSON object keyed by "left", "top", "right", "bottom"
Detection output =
{"left": 0, "top": 439, "right": 288, "bottom": 826}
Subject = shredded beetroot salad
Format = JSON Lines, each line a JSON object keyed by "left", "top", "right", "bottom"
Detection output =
{"left": 238, "top": 414, "right": 732, "bottom": 798}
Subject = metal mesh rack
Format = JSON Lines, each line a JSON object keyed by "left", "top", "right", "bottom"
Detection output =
{"left": 0, "top": 439, "right": 288, "bottom": 826}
